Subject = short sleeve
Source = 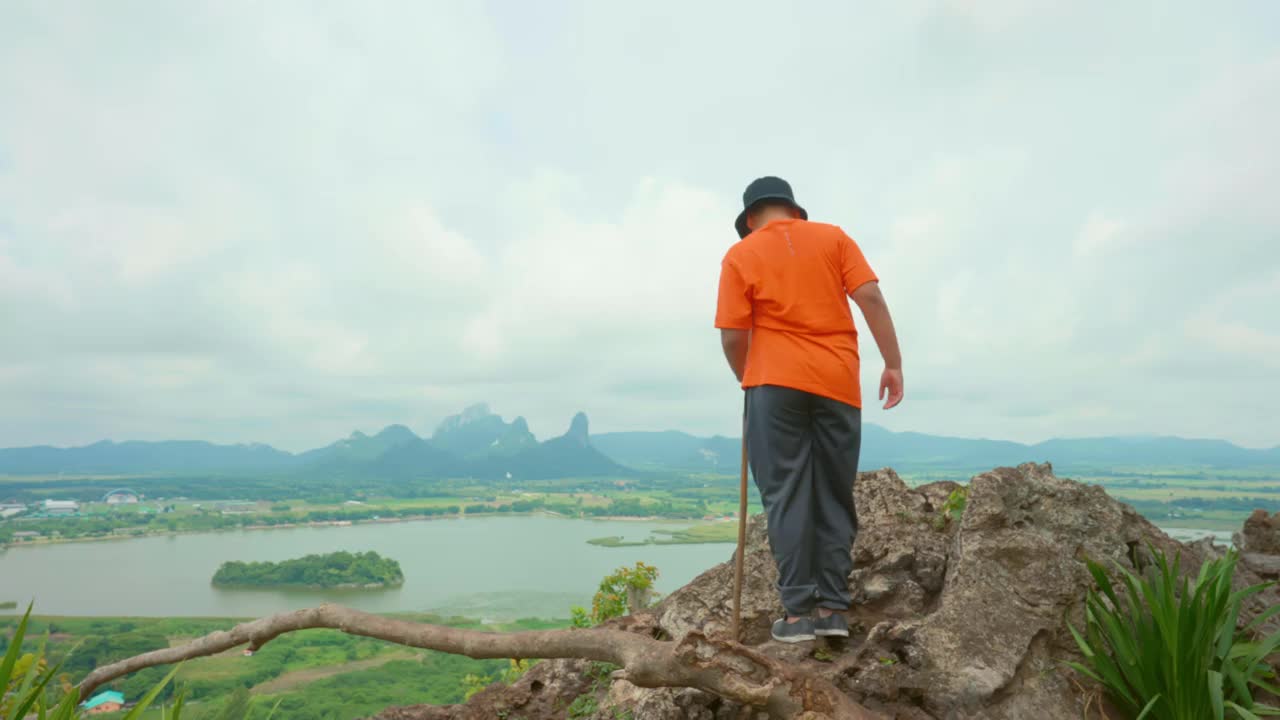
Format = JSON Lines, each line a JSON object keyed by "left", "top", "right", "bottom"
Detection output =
{"left": 714, "top": 255, "right": 753, "bottom": 329}
{"left": 839, "top": 228, "right": 878, "bottom": 293}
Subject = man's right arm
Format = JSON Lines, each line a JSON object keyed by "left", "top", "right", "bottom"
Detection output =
{"left": 715, "top": 254, "right": 754, "bottom": 384}
{"left": 850, "top": 281, "right": 904, "bottom": 409}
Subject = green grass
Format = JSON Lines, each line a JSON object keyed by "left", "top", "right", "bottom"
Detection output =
{"left": 586, "top": 521, "right": 739, "bottom": 547}
{"left": 652, "top": 522, "right": 739, "bottom": 543}
{"left": 1106, "top": 487, "right": 1280, "bottom": 501}
{"left": 2, "top": 612, "right": 571, "bottom": 719}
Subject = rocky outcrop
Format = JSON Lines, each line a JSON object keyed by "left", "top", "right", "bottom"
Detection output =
{"left": 566, "top": 412, "right": 591, "bottom": 447}
{"left": 373, "top": 463, "right": 1280, "bottom": 720}
{"left": 1236, "top": 508, "right": 1280, "bottom": 554}
{"left": 431, "top": 403, "right": 535, "bottom": 458}
{"left": 1237, "top": 509, "right": 1280, "bottom": 579}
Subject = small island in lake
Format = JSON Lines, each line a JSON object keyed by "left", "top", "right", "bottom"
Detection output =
{"left": 212, "top": 551, "right": 405, "bottom": 589}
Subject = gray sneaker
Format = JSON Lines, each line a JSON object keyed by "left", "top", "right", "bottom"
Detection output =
{"left": 771, "top": 617, "right": 817, "bottom": 643}
{"left": 813, "top": 612, "right": 849, "bottom": 637}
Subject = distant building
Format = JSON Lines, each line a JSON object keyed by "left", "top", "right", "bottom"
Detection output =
{"left": 42, "top": 499, "right": 79, "bottom": 515}
{"left": 11, "top": 530, "right": 41, "bottom": 540}
{"left": 217, "top": 501, "right": 257, "bottom": 515}
{"left": 104, "top": 489, "right": 140, "bottom": 504}
{"left": 82, "top": 690, "right": 125, "bottom": 714}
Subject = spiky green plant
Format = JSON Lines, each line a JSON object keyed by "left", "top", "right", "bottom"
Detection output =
{"left": 1068, "top": 546, "right": 1280, "bottom": 720}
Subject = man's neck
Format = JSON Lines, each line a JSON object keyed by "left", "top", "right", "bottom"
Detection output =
{"left": 756, "top": 209, "right": 796, "bottom": 226}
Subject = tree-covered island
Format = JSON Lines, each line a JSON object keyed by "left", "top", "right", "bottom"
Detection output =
{"left": 211, "top": 551, "right": 405, "bottom": 589}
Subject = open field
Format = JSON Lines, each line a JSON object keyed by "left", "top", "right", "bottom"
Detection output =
{"left": 249, "top": 650, "right": 420, "bottom": 694}
{"left": 1104, "top": 486, "right": 1280, "bottom": 501}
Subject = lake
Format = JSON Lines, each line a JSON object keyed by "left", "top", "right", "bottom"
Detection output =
{"left": 0, "top": 517, "right": 1234, "bottom": 620}
{"left": 0, "top": 516, "right": 734, "bottom": 620}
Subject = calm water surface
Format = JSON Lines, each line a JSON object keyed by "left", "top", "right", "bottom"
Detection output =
{"left": 0, "top": 516, "right": 734, "bottom": 620}
{"left": 0, "top": 517, "right": 1226, "bottom": 619}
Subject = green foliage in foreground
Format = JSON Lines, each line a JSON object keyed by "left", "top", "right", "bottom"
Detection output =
{"left": 592, "top": 561, "right": 659, "bottom": 624}
{"left": 453, "top": 562, "right": 663, "bottom": 712}
{"left": 211, "top": 551, "right": 404, "bottom": 588}
{"left": 462, "top": 659, "right": 533, "bottom": 701}
{"left": 1069, "top": 546, "right": 1280, "bottom": 720}
{"left": 931, "top": 486, "right": 968, "bottom": 531}
{"left": 1, "top": 604, "right": 185, "bottom": 720}
{"left": 570, "top": 561, "right": 660, "bottom": 629}
{"left": 566, "top": 661, "right": 624, "bottom": 719}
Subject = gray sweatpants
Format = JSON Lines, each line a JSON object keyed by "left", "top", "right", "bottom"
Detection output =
{"left": 746, "top": 384, "right": 861, "bottom": 616}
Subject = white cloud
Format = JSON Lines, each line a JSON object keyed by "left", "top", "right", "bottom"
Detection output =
{"left": 1074, "top": 214, "right": 1126, "bottom": 258}
{"left": 0, "top": 1, "right": 1278, "bottom": 451}
{"left": 1186, "top": 272, "right": 1280, "bottom": 368}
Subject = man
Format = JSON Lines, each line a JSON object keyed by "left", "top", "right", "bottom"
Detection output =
{"left": 715, "top": 176, "right": 904, "bottom": 643}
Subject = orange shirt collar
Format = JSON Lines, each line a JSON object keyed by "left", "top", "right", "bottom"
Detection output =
{"left": 757, "top": 217, "right": 800, "bottom": 233}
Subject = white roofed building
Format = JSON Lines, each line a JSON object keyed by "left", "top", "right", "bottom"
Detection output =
{"left": 42, "top": 499, "right": 80, "bottom": 515}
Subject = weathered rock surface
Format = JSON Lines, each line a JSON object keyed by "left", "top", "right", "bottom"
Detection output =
{"left": 1238, "top": 509, "right": 1280, "bottom": 555}
{"left": 1245, "top": 554, "right": 1280, "bottom": 579}
{"left": 1237, "top": 509, "right": 1280, "bottom": 579}
{"left": 373, "top": 463, "right": 1280, "bottom": 720}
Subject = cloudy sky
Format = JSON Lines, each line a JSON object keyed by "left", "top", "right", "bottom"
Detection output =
{"left": 1, "top": 2, "right": 1277, "bottom": 452}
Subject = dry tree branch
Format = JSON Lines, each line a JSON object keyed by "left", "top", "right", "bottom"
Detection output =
{"left": 77, "top": 604, "right": 880, "bottom": 719}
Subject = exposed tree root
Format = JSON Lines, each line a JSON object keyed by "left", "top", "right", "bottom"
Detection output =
{"left": 78, "top": 604, "right": 880, "bottom": 719}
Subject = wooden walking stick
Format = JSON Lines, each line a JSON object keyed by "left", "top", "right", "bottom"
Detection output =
{"left": 732, "top": 399, "right": 748, "bottom": 642}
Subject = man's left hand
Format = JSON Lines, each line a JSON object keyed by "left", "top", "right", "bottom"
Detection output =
{"left": 879, "top": 368, "right": 904, "bottom": 410}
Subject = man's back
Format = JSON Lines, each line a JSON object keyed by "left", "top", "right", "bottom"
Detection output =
{"left": 718, "top": 177, "right": 903, "bottom": 643}
{"left": 715, "top": 218, "right": 878, "bottom": 409}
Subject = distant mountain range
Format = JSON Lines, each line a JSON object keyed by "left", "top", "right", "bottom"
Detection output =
{"left": 1, "top": 404, "right": 1277, "bottom": 478}
{"left": 592, "top": 427, "right": 1280, "bottom": 474}
{"left": 0, "top": 404, "right": 626, "bottom": 481}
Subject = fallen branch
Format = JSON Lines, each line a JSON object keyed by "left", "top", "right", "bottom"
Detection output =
{"left": 78, "top": 604, "right": 879, "bottom": 719}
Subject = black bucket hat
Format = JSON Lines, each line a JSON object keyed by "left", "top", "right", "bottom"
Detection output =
{"left": 734, "top": 176, "right": 808, "bottom": 238}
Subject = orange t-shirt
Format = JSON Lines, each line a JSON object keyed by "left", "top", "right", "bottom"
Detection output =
{"left": 714, "top": 218, "right": 878, "bottom": 408}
